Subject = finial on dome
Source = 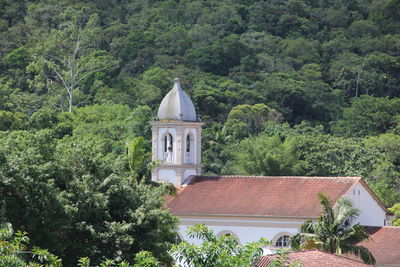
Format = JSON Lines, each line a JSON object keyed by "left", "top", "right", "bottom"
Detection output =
{"left": 174, "top": 77, "right": 183, "bottom": 91}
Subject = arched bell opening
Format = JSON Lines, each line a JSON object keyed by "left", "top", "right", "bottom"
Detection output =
{"left": 185, "top": 132, "right": 194, "bottom": 164}
{"left": 163, "top": 133, "right": 174, "bottom": 162}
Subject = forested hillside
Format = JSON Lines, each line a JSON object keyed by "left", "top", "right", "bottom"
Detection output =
{"left": 1, "top": 0, "right": 400, "bottom": 265}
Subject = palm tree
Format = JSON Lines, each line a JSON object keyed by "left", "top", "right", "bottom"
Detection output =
{"left": 291, "top": 193, "right": 375, "bottom": 264}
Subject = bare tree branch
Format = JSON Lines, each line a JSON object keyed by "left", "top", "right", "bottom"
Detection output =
{"left": 72, "top": 64, "right": 117, "bottom": 88}
{"left": 52, "top": 68, "right": 70, "bottom": 93}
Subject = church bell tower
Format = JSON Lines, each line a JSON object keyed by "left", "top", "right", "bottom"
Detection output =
{"left": 151, "top": 78, "right": 203, "bottom": 185}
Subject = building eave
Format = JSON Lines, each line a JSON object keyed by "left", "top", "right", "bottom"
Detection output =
{"left": 172, "top": 213, "right": 318, "bottom": 221}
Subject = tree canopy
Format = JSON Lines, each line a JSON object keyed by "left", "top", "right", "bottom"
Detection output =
{"left": 0, "top": 0, "right": 399, "bottom": 265}
{"left": 0, "top": 105, "right": 177, "bottom": 266}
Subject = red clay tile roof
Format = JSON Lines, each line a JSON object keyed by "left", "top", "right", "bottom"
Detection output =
{"left": 258, "top": 250, "right": 370, "bottom": 267}
{"left": 354, "top": 226, "right": 400, "bottom": 265}
{"left": 166, "top": 176, "right": 361, "bottom": 217}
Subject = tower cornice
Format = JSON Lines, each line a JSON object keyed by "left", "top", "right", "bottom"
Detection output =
{"left": 150, "top": 121, "right": 204, "bottom": 128}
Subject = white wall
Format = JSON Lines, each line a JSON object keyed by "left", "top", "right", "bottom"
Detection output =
{"left": 158, "top": 169, "right": 176, "bottom": 184}
{"left": 177, "top": 217, "right": 301, "bottom": 254}
{"left": 346, "top": 182, "right": 387, "bottom": 226}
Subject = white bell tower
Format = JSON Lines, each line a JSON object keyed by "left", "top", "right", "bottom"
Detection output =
{"left": 151, "top": 78, "right": 203, "bottom": 185}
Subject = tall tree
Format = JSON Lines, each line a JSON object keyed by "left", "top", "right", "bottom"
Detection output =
{"left": 224, "top": 103, "right": 282, "bottom": 139}
{"left": 229, "top": 134, "right": 302, "bottom": 176}
{"left": 333, "top": 96, "right": 400, "bottom": 137}
{"left": 27, "top": 7, "right": 119, "bottom": 112}
{"left": 291, "top": 193, "right": 375, "bottom": 264}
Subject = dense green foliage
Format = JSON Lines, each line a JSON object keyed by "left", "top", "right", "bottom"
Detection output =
{"left": 292, "top": 193, "right": 375, "bottom": 264}
{"left": 0, "top": 222, "right": 162, "bottom": 267}
{"left": 77, "top": 251, "right": 161, "bottom": 267}
{"left": 171, "top": 224, "right": 269, "bottom": 267}
{"left": 0, "top": 223, "right": 62, "bottom": 266}
{"left": 389, "top": 203, "right": 400, "bottom": 226}
{"left": 1, "top": 0, "right": 400, "bottom": 265}
{"left": 0, "top": 105, "right": 178, "bottom": 266}
{"left": 221, "top": 122, "right": 400, "bottom": 207}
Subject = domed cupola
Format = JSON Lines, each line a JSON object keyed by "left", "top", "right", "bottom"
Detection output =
{"left": 157, "top": 78, "right": 197, "bottom": 121}
{"left": 151, "top": 77, "right": 203, "bottom": 185}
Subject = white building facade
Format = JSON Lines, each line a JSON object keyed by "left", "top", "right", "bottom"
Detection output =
{"left": 165, "top": 176, "right": 395, "bottom": 253}
{"left": 153, "top": 78, "right": 396, "bottom": 252}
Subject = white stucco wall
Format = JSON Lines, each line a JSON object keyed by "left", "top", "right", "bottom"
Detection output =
{"left": 158, "top": 169, "right": 176, "bottom": 183}
{"left": 177, "top": 217, "right": 301, "bottom": 254}
{"left": 346, "top": 182, "right": 387, "bottom": 226}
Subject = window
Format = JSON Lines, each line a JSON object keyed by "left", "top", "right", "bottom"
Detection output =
{"left": 164, "top": 134, "right": 173, "bottom": 153}
{"left": 217, "top": 231, "right": 239, "bottom": 243}
{"left": 275, "top": 235, "right": 290, "bottom": 248}
{"left": 163, "top": 133, "right": 174, "bottom": 162}
{"left": 168, "top": 134, "right": 173, "bottom": 152}
{"left": 186, "top": 135, "right": 191, "bottom": 152}
{"left": 185, "top": 133, "right": 194, "bottom": 164}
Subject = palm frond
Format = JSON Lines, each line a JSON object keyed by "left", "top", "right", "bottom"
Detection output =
{"left": 343, "top": 245, "right": 376, "bottom": 265}
{"left": 299, "top": 219, "right": 315, "bottom": 233}
{"left": 340, "top": 224, "right": 370, "bottom": 244}
{"left": 334, "top": 197, "right": 360, "bottom": 228}
{"left": 295, "top": 193, "right": 373, "bottom": 264}
{"left": 317, "top": 193, "right": 334, "bottom": 224}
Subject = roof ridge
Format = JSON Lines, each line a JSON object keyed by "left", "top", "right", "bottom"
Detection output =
{"left": 195, "top": 175, "right": 361, "bottom": 179}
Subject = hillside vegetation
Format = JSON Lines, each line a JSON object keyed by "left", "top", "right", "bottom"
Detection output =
{"left": 1, "top": 0, "right": 400, "bottom": 265}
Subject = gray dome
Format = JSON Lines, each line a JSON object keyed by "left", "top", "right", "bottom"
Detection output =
{"left": 157, "top": 78, "right": 197, "bottom": 121}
